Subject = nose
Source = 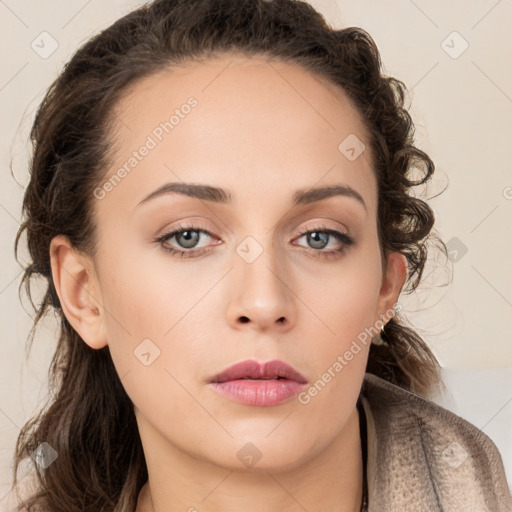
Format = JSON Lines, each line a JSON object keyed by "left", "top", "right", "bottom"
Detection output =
{"left": 226, "top": 240, "right": 296, "bottom": 333}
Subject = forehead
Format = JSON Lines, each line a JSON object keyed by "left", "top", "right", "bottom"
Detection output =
{"left": 102, "top": 53, "right": 376, "bottom": 212}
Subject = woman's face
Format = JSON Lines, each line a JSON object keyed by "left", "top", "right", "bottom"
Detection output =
{"left": 52, "top": 54, "right": 405, "bottom": 473}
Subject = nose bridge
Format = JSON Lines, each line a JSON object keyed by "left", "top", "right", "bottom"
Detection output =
{"left": 236, "top": 231, "right": 287, "bottom": 296}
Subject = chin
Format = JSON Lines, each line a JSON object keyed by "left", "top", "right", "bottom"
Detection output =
{"left": 199, "top": 434, "right": 320, "bottom": 474}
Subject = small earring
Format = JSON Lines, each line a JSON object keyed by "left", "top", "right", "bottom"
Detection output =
{"left": 371, "top": 324, "right": 389, "bottom": 346}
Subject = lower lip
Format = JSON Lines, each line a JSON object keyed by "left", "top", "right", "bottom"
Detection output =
{"left": 209, "top": 379, "right": 306, "bottom": 406}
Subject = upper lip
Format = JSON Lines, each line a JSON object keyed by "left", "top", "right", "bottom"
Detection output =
{"left": 208, "top": 359, "right": 308, "bottom": 384}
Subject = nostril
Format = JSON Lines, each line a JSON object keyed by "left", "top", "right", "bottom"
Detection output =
{"left": 239, "top": 316, "right": 250, "bottom": 323}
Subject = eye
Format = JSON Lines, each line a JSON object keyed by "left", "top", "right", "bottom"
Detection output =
{"left": 153, "top": 222, "right": 355, "bottom": 260}
{"left": 154, "top": 223, "right": 219, "bottom": 259}
{"left": 293, "top": 224, "right": 355, "bottom": 259}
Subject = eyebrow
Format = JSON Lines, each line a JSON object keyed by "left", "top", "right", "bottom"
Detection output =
{"left": 137, "top": 182, "right": 367, "bottom": 212}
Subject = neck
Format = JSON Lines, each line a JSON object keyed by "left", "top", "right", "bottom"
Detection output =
{"left": 135, "top": 406, "right": 364, "bottom": 512}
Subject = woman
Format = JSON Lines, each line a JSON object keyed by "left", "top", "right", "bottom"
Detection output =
{"left": 11, "top": 0, "right": 511, "bottom": 511}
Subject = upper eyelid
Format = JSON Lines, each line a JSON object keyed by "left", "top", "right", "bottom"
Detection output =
{"left": 160, "top": 222, "right": 348, "bottom": 236}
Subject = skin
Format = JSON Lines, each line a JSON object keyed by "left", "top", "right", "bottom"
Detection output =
{"left": 50, "top": 54, "right": 407, "bottom": 512}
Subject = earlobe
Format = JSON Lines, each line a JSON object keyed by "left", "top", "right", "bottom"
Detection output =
{"left": 49, "top": 235, "right": 107, "bottom": 349}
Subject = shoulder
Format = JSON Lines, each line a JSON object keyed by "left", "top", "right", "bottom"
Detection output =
{"left": 361, "top": 373, "right": 512, "bottom": 512}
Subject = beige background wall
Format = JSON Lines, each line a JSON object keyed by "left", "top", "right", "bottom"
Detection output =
{"left": 1, "top": 0, "right": 511, "bottom": 506}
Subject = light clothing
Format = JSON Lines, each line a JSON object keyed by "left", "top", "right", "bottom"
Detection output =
{"left": 361, "top": 373, "right": 512, "bottom": 511}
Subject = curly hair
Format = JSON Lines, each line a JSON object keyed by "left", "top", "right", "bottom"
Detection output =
{"left": 11, "top": 0, "right": 448, "bottom": 510}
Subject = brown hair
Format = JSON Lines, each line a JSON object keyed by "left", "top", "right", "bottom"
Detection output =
{"left": 12, "top": 0, "right": 448, "bottom": 510}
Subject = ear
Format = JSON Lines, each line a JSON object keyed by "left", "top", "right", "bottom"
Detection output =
{"left": 376, "top": 251, "right": 407, "bottom": 323}
{"left": 49, "top": 235, "right": 107, "bottom": 349}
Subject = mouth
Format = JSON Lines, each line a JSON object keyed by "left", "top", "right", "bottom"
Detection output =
{"left": 208, "top": 359, "right": 308, "bottom": 384}
{"left": 239, "top": 376, "right": 285, "bottom": 379}
{"left": 207, "top": 359, "right": 308, "bottom": 407}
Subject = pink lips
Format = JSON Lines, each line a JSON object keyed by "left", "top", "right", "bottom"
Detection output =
{"left": 208, "top": 359, "right": 308, "bottom": 407}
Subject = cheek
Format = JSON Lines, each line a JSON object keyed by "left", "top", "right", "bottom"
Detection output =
{"left": 96, "top": 240, "right": 217, "bottom": 388}
{"left": 98, "top": 262, "right": 211, "bottom": 446}
{"left": 295, "top": 248, "right": 382, "bottom": 407}
{"left": 97, "top": 237, "right": 186, "bottom": 335}
{"left": 322, "top": 271, "right": 381, "bottom": 331}
{"left": 305, "top": 248, "right": 383, "bottom": 352}
{"left": 293, "top": 272, "right": 378, "bottom": 440}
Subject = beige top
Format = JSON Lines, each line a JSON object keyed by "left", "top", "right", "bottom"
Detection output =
{"left": 360, "top": 373, "right": 512, "bottom": 511}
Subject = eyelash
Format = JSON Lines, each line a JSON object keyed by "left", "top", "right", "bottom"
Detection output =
{"left": 154, "top": 223, "right": 355, "bottom": 260}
